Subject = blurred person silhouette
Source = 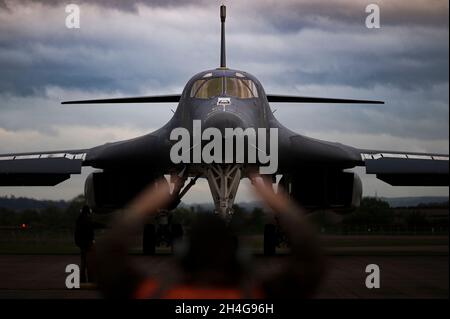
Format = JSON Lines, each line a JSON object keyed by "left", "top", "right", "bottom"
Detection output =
{"left": 74, "top": 205, "right": 96, "bottom": 283}
{"left": 96, "top": 175, "right": 325, "bottom": 299}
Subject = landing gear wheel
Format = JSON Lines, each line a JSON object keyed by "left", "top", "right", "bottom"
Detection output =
{"left": 264, "top": 224, "right": 277, "bottom": 256}
{"left": 170, "top": 223, "right": 183, "bottom": 253}
{"left": 143, "top": 224, "right": 156, "bottom": 255}
{"left": 171, "top": 223, "right": 183, "bottom": 243}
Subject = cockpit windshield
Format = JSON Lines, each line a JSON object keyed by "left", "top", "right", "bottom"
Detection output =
{"left": 191, "top": 78, "right": 222, "bottom": 99}
{"left": 190, "top": 77, "right": 258, "bottom": 99}
{"left": 226, "top": 78, "right": 258, "bottom": 99}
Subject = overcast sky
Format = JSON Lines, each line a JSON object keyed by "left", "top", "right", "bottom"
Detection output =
{"left": 0, "top": 0, "right": 448, "bottom": 202}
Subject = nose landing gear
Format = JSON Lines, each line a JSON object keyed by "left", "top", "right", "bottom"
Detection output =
{"left": 205, "top": 164, "right": 242, "bottom": 218}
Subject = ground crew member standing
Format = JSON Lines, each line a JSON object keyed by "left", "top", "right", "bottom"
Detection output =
{"left": 74, "top": 205, "right": 96, "bottom": 283}
{"left": 96, "top": 175, "right": 325, "bottom": 298}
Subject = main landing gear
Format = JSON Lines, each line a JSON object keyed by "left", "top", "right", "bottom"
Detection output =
{"left": 142, "top": 171, "right": 199, "bottom": 255}
{"left": 257, "top": 176, "right": 286, "bottom": 256}
{"left": 263, "top": 221, "right": 287, "bottom": 256}
{"left": 263, "top": 224, "right": 277, "bottom": 256}
{"left": 143, "top": 218, "right": 184, "bottom": 255}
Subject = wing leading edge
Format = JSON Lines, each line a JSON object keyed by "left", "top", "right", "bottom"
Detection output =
{"left": 266, "top": 95, "right": 384, "bottom": 104}
{"left": 0, "top": 150, "right": 87, "bottom": 186}
{"left": 61, "top": 95, "right": 181, "bottom": 104}
{"left": 360, "top": 150, "right": 449, "bottom": 186}
{"left": 61, "top": 94, "right": 383, "bottom": 105}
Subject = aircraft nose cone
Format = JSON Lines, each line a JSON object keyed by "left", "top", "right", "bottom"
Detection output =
{"left": 204, "top": 112, "right": 245, "bottom": 134}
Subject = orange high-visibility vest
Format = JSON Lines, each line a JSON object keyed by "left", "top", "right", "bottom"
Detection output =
{"left": 134, "top": 278, "right": 264, "bottom": 299}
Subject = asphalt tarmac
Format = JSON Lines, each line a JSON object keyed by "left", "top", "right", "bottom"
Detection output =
{"left": 0, "top": 254, "right": 447, "bottom": 299}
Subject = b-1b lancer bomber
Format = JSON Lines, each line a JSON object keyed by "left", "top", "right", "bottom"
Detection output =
{"left": 1, "top": 5, "right": 447, "bottom": 254}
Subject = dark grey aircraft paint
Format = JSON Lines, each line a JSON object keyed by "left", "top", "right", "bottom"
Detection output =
{"left": 0, "top": 5, "right": 448, "bottom": 216}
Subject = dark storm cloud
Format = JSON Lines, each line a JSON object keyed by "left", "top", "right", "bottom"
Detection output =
{"left": 0, "top": 5, "right": 448, "bottom": 97}
{"left": 0, "top": 29, "right": 194, "bottom": 96}
{"left": 0, "top": 0, "right": 448, "bottom": 137}
{"left": 272, "top": 50, "right": 448, "bottom": 91}
{"left": 0, "top": 0, "right": 210, "bottom": 12}
{"left": 1, "top": 0, "right": 448, "bottom": 27}
{"left": 250, "top": 1, "right": 448, "bottom": 32}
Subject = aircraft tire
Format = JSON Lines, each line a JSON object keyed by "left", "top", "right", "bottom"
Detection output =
{"left": 264, "top": 224, "right": 277, "bottom": 256}
{"left": 143, "top": 224, "right": 156, "bottom": 255}
{"left": 171, "top": 223, "right": 183, "bottom": 242}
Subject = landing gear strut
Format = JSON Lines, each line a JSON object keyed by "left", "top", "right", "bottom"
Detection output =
{"left": 263, "top": 224, "right": 277, "bottom": 256}
{"left": 143, "top": 224, "right": 156, "bottom": 255}
{"left": 205, "top": 164, "right": 242, "bottom": 218}
{"left": 142, "top": 220, "right": 184, "bottom": 255}
{"left": 142, "top": 170, "right": 198, "bottom": 255}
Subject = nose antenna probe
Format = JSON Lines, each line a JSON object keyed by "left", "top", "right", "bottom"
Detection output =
{"left": 220, "top": 4, "right": 226, "bottom": 68}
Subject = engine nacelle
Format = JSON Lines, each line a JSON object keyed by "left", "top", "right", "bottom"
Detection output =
{"left": 280, "top": 170, "right": 362, "bottom": 210}
{"left": 85, "top": 171, "right": 163, "bottom": 213}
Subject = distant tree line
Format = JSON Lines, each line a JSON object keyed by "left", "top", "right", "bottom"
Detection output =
{"left": 319, "top": 197, "right": 448, "bottom": 234}
{"left": 0, "top": 196, "right": 447, "bottom": 234}
{"left": 0, "top": 195, "right": 85, "bottom": 230}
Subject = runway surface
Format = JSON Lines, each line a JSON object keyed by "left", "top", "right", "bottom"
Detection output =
{"left": 0, "top": 254, "right": 447, "bottom": 298}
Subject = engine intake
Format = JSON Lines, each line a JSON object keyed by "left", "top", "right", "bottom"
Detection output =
{"left": 280, "top": 170, "right": 362, "bottom": 210}
{"left": 84, "top": 171, "right": 162, "bottom": 213}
